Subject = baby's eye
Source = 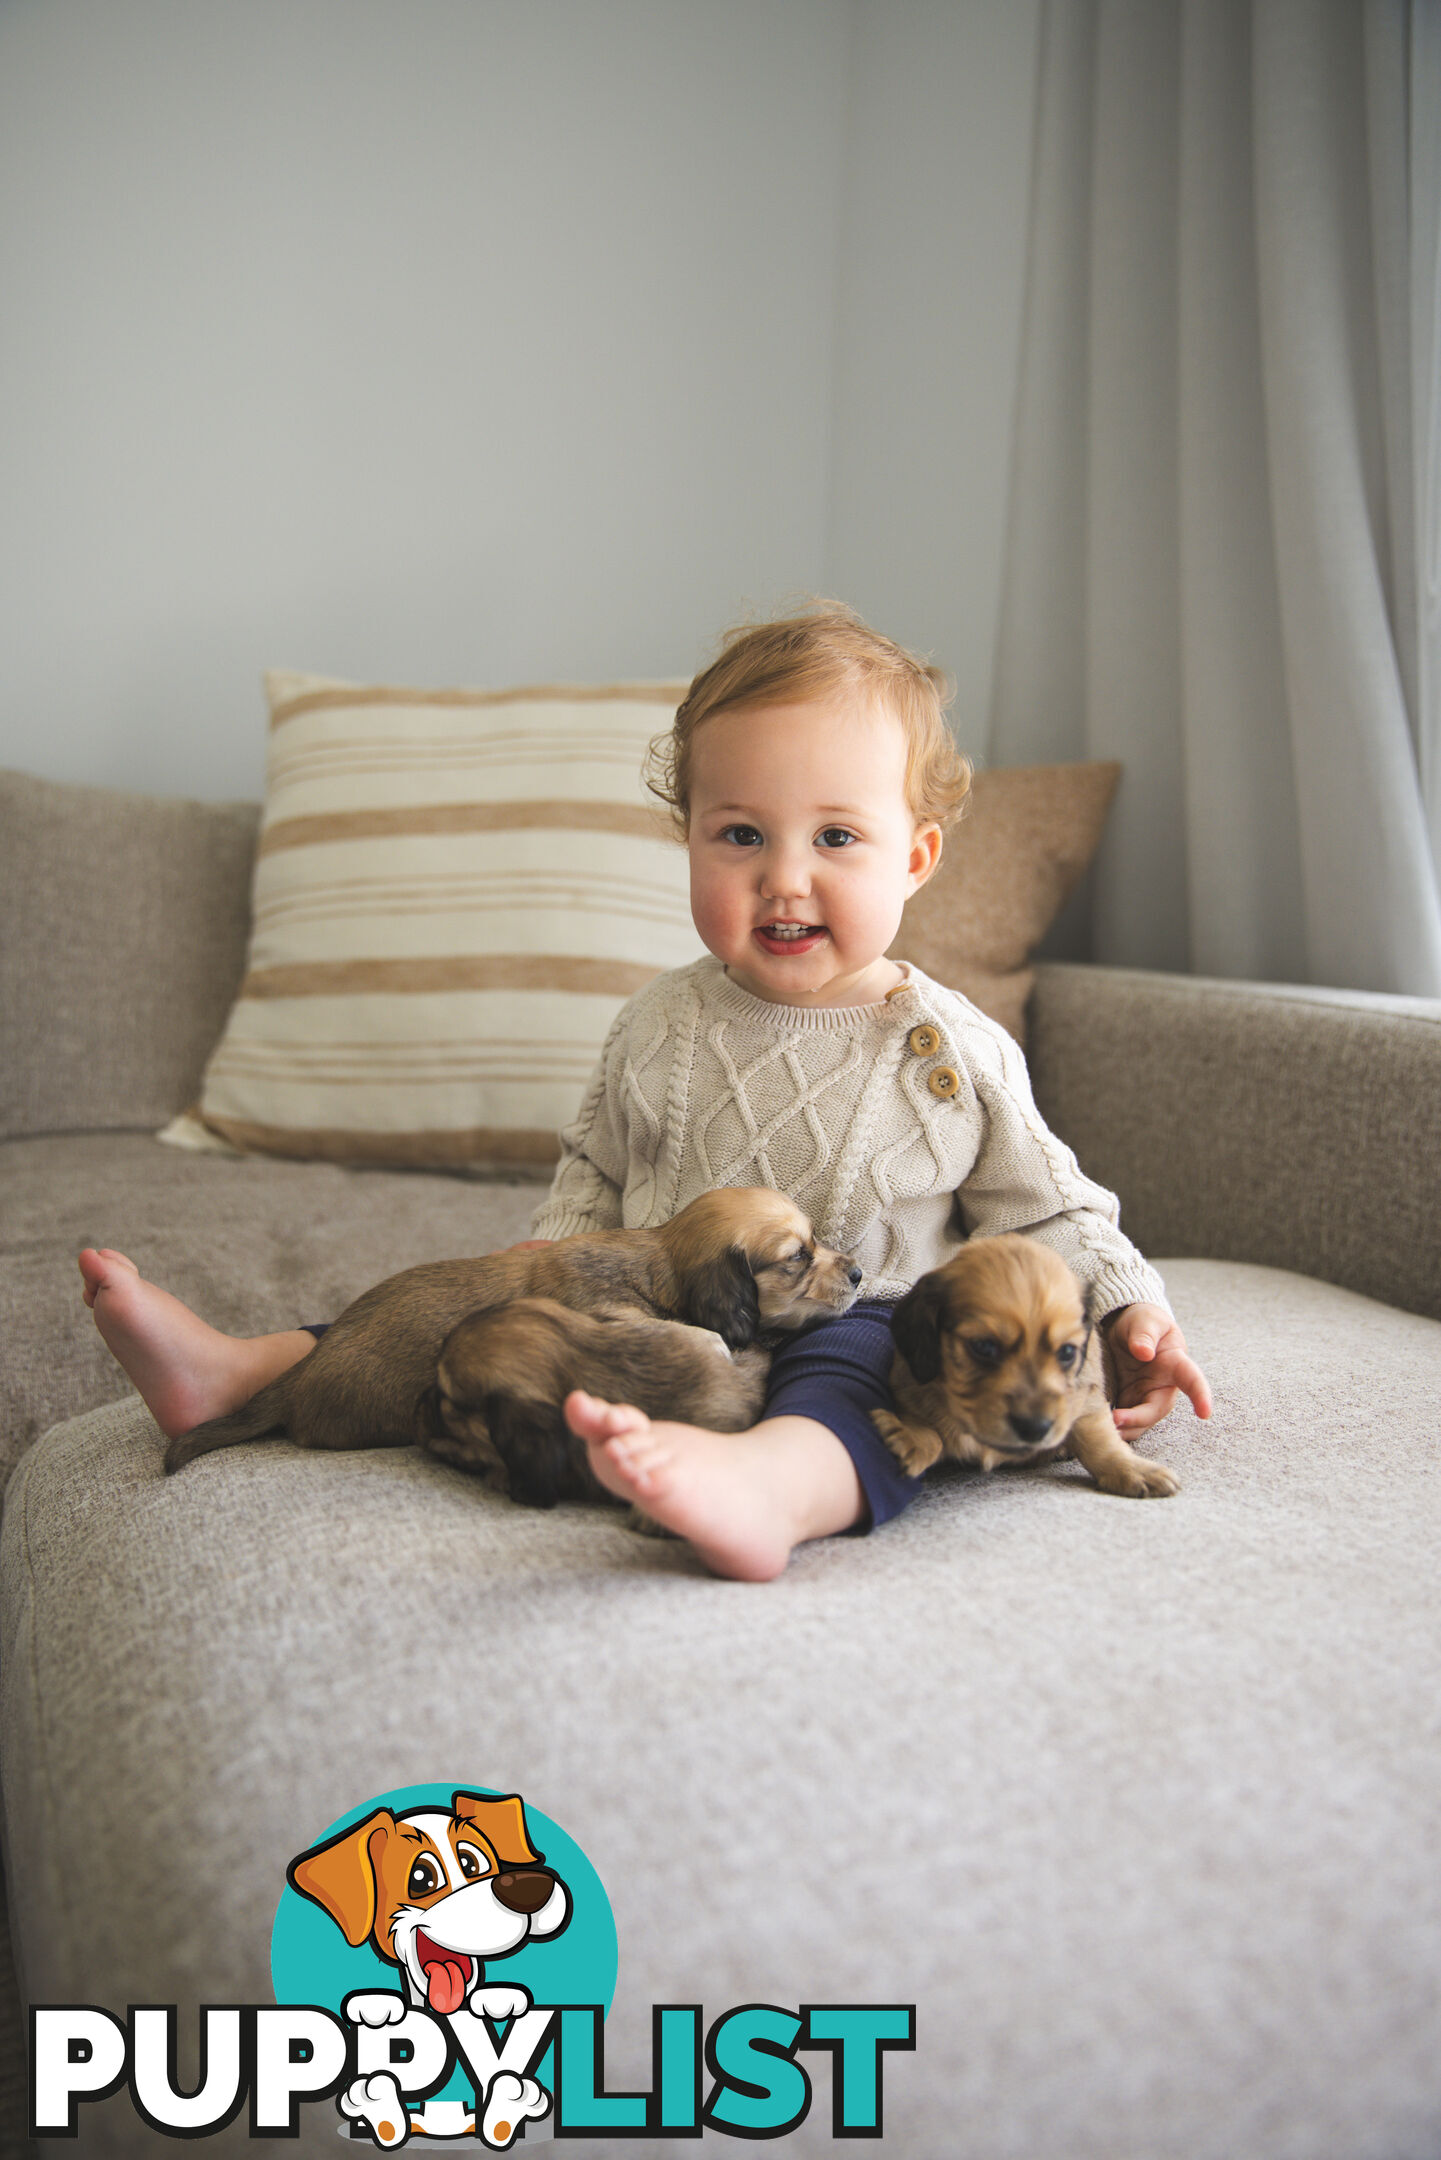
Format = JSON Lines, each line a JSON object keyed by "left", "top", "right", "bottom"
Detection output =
{"left": 719, "top": 824, "right": 763, "bottom": 848}
{"left": 816, "top": 827, "right": 857, "bottom": 849}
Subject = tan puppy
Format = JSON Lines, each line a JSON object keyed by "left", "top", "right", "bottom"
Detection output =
{"left": 872, "top": 1234, "right": 1179, "bottom": 1498}
{"left": 418, "top": 1298, "right": 774, "bottom": 1508}
{"left": 165, "top": 1188, "right": 861, "bottom": 1473}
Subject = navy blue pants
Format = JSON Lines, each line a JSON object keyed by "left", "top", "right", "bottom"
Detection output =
{"left": 761, "top": 1297, "right": 921, "bottom": 1530}
{"left": 303, "top": 1294, "right": 920, "bottom": 1533}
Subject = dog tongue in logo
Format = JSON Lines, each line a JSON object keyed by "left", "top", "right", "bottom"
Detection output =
{"left": 428, "top": 1959, "right": 469, "bottom": 2015}
{"left": 418, "top": 1935, "right": 470, "bottom": 2015}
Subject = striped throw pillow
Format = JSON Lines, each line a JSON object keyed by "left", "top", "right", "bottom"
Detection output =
{"left": 193, "top": 671, "right": 705, "bottom": 1170}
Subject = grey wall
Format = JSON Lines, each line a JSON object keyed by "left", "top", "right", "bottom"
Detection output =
{"left": 826, "top": 0, "right": 1038, "bottom": 747}
{"left": 0, "top": 0, "right": 1039, "bottom": 800}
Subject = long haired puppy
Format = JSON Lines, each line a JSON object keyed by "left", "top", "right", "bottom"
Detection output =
{"left": 417, "top": 1299, "right": 773, "bottom": 1510}
{"left": 872, "top": 1234, "right": 1179, "bottom": 1498}
{"left": 165, "top": 1188, "right": 860, "bottom": 1473}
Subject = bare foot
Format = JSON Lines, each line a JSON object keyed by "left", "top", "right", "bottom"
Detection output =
{"left": 78, "top": 1248, "right": 314, "bottom": 1439}
{"left": 563, "top": 1391, "right": 863, "bottom": 1582}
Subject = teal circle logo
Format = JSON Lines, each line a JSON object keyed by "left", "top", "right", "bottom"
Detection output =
{"left": 271, "top": 1784, "right": 616, "bottom": 2130}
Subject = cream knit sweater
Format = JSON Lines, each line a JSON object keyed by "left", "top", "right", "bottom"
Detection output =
{"left": 531, "top": 956, "right": 1168, "bottom": 1313}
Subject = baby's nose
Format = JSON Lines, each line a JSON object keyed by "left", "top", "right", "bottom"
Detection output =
{"left": 758, "top": 846, "right": 812, "bottom": 898}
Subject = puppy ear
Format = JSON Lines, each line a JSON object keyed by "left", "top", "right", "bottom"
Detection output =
{"left": 487, "top": 1399, "right": 607, "bottom": 1510}
{"left": 288, "top": 1809, "right": 395, "bottom": 1947}
{"left": 891, "top": 1272, "right": 948, "bottom": 1385}
{"left": 414, "top": 1383, "right": 446, "bottom": 1442}
{"left": 452, "top": 1792, "right": 541, "bottom": 1868}
{"left": 1079, "top": 1280, "right": 1104, "bottom": 1345}
{"left": 686, "top": 1247, "right": 761, "bottom": 1349}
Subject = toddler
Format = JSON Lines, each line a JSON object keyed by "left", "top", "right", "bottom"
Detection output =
{"left": 82, "top": 604, "right": 1210, "bottom": 1578}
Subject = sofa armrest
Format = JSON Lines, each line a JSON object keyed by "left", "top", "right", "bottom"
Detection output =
{"left": 1027, "top": 962, "right": 1441, "bottom": 1321}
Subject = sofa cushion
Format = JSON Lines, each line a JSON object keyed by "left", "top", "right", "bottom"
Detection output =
{"left": 4, "top": 1259, "right": 1438, "bottom": 2156}
{"left": 190, "top": 672, "right": 702, "bottom": 1172}
{"left": 0, "top": 769, "right": 258, "bottom": 1142}
{"left": 0, "top": 1132, "right": 543, "bottom": 1487}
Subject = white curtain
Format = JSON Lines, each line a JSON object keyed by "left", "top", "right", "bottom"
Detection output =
{"left": 989, "top": 0, "right": 1441, "bottom": 995}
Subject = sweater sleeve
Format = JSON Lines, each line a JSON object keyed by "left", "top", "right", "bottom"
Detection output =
{"left": 528, "top": 1005, "right": 634, "bottom": 1239}
{"left": 956, "top": 1015, "right": 1170, "bottom": 1319}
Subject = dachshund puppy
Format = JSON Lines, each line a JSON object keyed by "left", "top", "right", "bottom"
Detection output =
{"left": 417, "top": 1299, "right": 773, "bottom": 1509}
{"left": 165, "top": 1188, "right": 860, "bottom": 1473}
{"left": 871, "top": 1234, "right": 1179, "bottom": 1498}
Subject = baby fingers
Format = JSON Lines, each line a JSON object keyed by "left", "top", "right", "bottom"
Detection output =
{"left": 1112, "top": 1388, "right": 1178, "bottom": 1435}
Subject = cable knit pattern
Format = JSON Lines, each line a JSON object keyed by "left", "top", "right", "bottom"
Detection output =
{"left": 531, "top": 957, "right": 1168, "bottom": 1314}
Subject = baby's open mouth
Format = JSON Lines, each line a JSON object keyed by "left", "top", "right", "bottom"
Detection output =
{"left": 755, "top": 922, "right": 826, "bottom": 952}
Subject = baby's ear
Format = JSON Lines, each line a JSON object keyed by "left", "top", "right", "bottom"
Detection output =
{"left": 686, "top": 1247, "right": 761, "bottom": 1350}
{"left": 907, "top": 822, "right": 944, "bottom": 893}
{"left": 891, "top": 1272, "right": 947, "bottom": 1385}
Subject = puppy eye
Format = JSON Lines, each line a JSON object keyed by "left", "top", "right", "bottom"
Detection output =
{"left": 965, "top": 1336, "right": 1004, "bottom": 1368}
{"left": 456, "top": 1845, "right": 490, "bottom": 1881}
{"left": 1056, "top": 1342, "right": 1080, "bottom": 1370}
{"left": 407, "top": 1857, "right": 441, "bottom": 1898}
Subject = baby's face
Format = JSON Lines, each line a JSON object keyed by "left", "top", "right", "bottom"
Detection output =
{"left": 686, "top": 696, "right": 940, "bottom": 1007}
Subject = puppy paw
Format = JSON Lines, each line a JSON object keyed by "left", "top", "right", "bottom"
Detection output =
{"left": 870, "top": 1406, "right": 941, "bottom": 1476}
{"left": 481, "top": 2070, "right": 550, "bottom": 2148}
{"left": 343, "top": 1991, "right": 408, "bottom": 2029}
{"left": 471, "top": 1983, "right": 532, "bottom": 2022}
{"left": 1095, "top": 1452, "right": 1180, "bottom": 1498}
{"left": 339, "top": 2071, "right": 410, "bottom": 2147}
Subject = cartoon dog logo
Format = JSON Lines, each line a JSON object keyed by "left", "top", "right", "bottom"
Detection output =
{"left": 288, "top": 1790, "right": 571, "bottom": 2147}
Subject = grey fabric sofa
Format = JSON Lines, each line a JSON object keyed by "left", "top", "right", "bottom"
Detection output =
{"left": 2, "top": 768, "right": 1439, "bottom": 2158}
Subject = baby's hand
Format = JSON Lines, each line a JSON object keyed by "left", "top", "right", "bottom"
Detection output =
{"left": 1103, "top": 1302, "right": 1212, "bottom": 1437}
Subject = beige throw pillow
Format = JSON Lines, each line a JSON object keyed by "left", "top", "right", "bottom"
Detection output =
{"left": 891, "top": 760, "right": 1121, "bottom": 1042}
{"left": 192, "top": 673, "right": 703, "bottom": 1169}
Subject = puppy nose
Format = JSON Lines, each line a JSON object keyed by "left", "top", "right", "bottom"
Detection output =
{"left": 1007, "top": 1412, "right": 1053, "bottom": 1445}
{"left": 492, "top": 1868, "right": 555, "bottom": 1915}
{"left": 847, "top": 1265, "right": 863, "bottom": 1286}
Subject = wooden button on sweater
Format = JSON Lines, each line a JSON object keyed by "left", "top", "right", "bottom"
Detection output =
{"left": 908, "top": 1024, "right": 941, "bottom": 1056}
{"left": 927, "top": 1065, "right": 961, "bottom": 1098}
